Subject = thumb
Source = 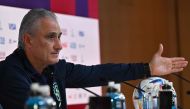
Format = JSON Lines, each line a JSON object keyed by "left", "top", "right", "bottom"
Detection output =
{"left": 155, "top": 43, "right": 163, "bottom": 56}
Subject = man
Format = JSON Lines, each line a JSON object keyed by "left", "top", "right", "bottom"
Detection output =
{"left": 0, "top": 8, "right": 188, "bottom": 109}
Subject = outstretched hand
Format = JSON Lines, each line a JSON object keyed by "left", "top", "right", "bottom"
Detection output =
{"left": 149, "top": 44, "right": 188, "bottom": 76}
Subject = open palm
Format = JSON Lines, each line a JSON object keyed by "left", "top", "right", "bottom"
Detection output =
{"left": 149, "top": 44, "right": 188, "bottom": 76}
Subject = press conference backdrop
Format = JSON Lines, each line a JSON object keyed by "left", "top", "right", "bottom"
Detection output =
{"left": 0, "top": 5, "right": 101, "bottom": 106}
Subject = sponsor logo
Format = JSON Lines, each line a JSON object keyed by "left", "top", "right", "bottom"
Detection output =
{"left": 67, "top": 93, "right": 87, "bottom": 99}
{"left": 61, "top": 42, "right": 68, "bottom": 48}
{"left": 8, "top": 39, "right": 17, "bottom": 44}
{"left": 70, "top": 42, "right": 77, "bottom": 49}
{"left": 0, "top": 36, "right": 5, "bottom": 44}
{"left": 8, "top": 23, "right": 16, "bottom": 30}
{"left": 78, "top": 30, "right": 85, "bottom": 37}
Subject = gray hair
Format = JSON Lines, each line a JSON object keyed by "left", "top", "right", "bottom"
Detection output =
{"left": 18, "top": 8, "right": 57, "bottom": 49}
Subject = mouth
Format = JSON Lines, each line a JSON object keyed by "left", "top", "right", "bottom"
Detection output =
{"left": 51, "top": 52, "right": 59, "bottom": 57}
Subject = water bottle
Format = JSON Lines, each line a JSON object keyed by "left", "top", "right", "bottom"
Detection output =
{"left": 106, "top": 81, "right": 126, "bottom": 109}
{"left": 25, "top": 83, "right": 56, "bottom": 109}
{"left": 25, "top": 96, "right": 47, "bottom": 109}
{"left": 38, "top": 85, "right": 56, "bottom": 109}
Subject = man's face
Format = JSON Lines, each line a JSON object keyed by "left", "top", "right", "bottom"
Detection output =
{"left": 27, "top": 17, "right": 62, "bottom": 66}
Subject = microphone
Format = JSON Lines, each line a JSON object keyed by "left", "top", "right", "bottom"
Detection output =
{"left": 81, "top": 87, "right": 100, "bottom": 97}
{"left": 81, "top": 81, "right": 144, "bottom": 109}
{"left": 171, "top": 73, "right": 190, "bottom": 109}
{"left": 122, "top": 81, "right": 145, "bottom": 92}
{"left": 68, "top": 84, "right": 111, "bottom": 109}
{"left": 83, "top": 81, "right": 183, "bottom": 109}
{"left": 81, "top": 88, "right": 111, "bottom": 109}
{"left": 172, "top": 73, "right": 190, "bottom": 97}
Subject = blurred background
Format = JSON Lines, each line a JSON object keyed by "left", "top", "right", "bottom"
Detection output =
{"left": 99, "top": 0, "right": 190, "bottom": 109}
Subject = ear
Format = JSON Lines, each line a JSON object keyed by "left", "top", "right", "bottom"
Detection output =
{"left": 23, "top": 33, "right": 33, "bottom": 48}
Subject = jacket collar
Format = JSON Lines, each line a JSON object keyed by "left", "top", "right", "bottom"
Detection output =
{"left": 14, "top": 48, "right": 51, "bottom": 84}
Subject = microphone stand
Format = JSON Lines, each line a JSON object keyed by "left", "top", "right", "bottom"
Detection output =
{"left": 172, "top": 73, "right": 190, "bottom": 97}
{"left": 172, "top": 73, "right": 190, "bottom": 84}
{"left": 81, "top": 88, "right": 100, "bottom": 97}
{"left": 122, "top": 81, "right": 145, "bottom": 92}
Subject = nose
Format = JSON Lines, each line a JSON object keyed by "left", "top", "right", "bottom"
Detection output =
{"left": 54, "top": 38, "right": 62, "bottom": 51}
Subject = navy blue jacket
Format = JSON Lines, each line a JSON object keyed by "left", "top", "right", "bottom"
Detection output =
{"left": 0, "top": 48, "right": 150, "bottom": 109}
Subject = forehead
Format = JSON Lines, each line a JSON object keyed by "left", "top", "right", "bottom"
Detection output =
{"left": 32, "top": 17, "right": 61, "bottom": 33}
{"left": 37, "top": 17, "right": 59, "bottom": 27}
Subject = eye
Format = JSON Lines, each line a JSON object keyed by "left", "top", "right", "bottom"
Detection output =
{"left": 46, "top": 34, "right": 56, "bottom": 39}
{"left": 45, "top": 32, "right": 62, "bottom": 40}
{"left": 58, "top": 35, "right": 61, "bottom": 40}
{"left": 50, "top": 34, "right": 56, "bottom": 38}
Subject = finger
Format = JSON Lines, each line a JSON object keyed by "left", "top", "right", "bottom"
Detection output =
{"left": 171, "top": 57, "right": 186, "bottom": 61}
{"left": 156, "top": 43, "right": 163, "bottom": 56}
{"left": 172, "top": 63, "right": 186, "bottom": 68}
{"left": 172, "top": 62, "right": 188, "bottom": 68}
{"left": 173, "top": 60, "right": 188, "bottom": 64}
{"left": 172, "top": 60, "right": 188, "bottom": 65}
{"left": 171, "top": 68, "right": 184, "bottom": 73}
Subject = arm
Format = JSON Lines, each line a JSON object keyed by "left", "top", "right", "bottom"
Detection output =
{"left": 64, "top": 44, "right": 188, "bottom": 88}
{"left": 65, "top": 62, "right": 150, "bottom": 88}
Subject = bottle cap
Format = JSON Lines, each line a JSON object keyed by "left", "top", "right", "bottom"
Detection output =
{"left": 108, "top": 81, "right": 115, "bottom": 87}
{"left": 107, "top": 81, "right": 117, "bottom": 93}
{"left": 114, "top": 83, "right": 121, "bottom": 92}
{"left": 38, "top": 85, "right": 50, "bottom": 96}
{"left": 30, "top": 83, "right": 40, "bottom": 92}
